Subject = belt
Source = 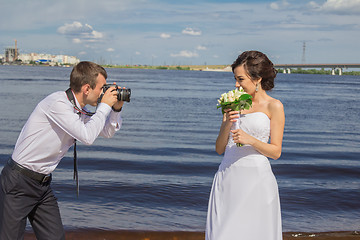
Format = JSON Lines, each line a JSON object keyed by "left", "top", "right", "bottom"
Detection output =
{"left": 7, "top": 158, "right": 51, "bottom": 184}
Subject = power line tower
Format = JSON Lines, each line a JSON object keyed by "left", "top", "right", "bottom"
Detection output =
{"left": 302, "top": 41, "right": 306, "bottom": 64}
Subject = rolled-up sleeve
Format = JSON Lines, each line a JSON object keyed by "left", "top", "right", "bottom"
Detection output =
{"left": 99, "top": 105, "right": 123, "bottom": 138}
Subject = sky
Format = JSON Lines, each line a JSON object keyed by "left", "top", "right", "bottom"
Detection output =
{"left": 1, "top": 0, "right": 360, "bottom": 66}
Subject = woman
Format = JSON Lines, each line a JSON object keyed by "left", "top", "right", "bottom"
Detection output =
{"left": 206, "top": 51, "right": 285, "bottom": 240}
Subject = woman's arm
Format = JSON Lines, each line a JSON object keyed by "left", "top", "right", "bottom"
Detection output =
{"left": 215, "top": 109, "right": 240, "bottom": 155}
{"left": 232, "top": 100, "right": 285, "bottom": 159}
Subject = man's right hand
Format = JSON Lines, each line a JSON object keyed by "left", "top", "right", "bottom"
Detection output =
{"left": 100, "top": 86, "right": 118, "bottom": 107}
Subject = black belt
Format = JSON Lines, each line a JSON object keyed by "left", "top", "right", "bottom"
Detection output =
{"left": 7, "top": 158, "right": 51, "bottom": 184}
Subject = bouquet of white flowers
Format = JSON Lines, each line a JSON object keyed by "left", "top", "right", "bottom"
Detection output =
{"left": 217, "top": 87, "right": 253, "bottom": 147}
{"left": 217, "top": 87, "right": 252, "bottom": 114}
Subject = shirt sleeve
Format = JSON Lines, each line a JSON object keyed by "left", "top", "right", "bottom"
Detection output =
{"left": 101, "top": 109, "right": 123, "bottom": 138}
{"left": 84, "top": 103, "right": 123, "bottom": 138}
{"left": 40, "top": 98, "right": 113, "bottom": 145}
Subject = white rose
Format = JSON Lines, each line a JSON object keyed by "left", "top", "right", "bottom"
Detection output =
{"left": 222, "top": 93, "right": 228, "bottom": 102}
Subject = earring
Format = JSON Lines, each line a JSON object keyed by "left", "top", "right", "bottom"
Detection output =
{"left": 255, "top": 83, "right": 259, "bottom": 92}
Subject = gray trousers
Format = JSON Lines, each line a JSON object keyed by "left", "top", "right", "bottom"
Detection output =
{"left": 0, "top": 163, "right": 65, "bottom": 240}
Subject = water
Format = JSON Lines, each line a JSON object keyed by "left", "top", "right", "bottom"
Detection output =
{"left": 0, "top": 65, "right": 359, "bottom": 232}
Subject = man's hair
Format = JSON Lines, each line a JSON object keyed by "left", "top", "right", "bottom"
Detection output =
{"left": 70, "top": 61, "right": 107, "bottom": 92}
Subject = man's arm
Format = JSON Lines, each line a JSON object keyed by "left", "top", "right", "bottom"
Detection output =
{"left": 98, "top": 107, "right": 123, "bottom": 138}
{"left": 42, "top": 98, "right": 112, "bottom": 145}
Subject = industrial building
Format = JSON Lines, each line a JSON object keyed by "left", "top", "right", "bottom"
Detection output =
{"left": 1, "top": 40, "right": 80, "bottom": 65}
{"left": 3, "top": 39, "right": 19, "bottom": 63}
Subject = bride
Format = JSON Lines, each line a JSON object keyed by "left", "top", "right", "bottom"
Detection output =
{"left": 206, "top": 51, "right": 285, "bottom": 240}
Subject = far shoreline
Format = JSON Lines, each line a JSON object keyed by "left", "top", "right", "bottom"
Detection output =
{"left": 2, "top": 63, "right": 360, "bottom": 75}
{"left": 24, "top": 229, "right": 360, "bottom": 240}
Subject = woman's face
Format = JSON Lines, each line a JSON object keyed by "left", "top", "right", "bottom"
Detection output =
{"left": 233, "top": 64, "right": 258, "bottom": 94}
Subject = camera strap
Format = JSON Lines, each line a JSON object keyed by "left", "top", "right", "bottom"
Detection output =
{"left": 65, "top": 88, "right": 95, "bottom": 197}
{"left": 65, "top": 88, "right": 95, "bottom": 116}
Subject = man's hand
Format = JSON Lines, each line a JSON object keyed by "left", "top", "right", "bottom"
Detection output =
{"left": 112, "top": 82, "right": 125, "bottom": 111}
{"left": 101, "top": 82, "right": 125, "bottom": 111}
{"left": 100, "top": 85, "right": 118, "bottom": 107}
{"left": 112, "top": 100, "right": 124, "bottom": 111}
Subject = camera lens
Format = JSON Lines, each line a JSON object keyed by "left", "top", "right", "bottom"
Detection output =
{"left": 118, "top": 88, "right": 131, "bottom": 102}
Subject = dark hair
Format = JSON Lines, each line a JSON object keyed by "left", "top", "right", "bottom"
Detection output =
{"left": 70, "top": 61, "right": 107, "bottom": 92}
{"left": 231, "top": 51, "right": 277, "bottom": 90}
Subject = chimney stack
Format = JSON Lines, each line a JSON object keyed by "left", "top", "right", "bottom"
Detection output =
{"left": 14, "top": 39, "right": 18, "bottom": 61}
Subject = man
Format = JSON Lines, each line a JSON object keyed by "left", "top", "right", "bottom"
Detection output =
{"left": 0, "top": 61, "right": 125, "bottom": 240}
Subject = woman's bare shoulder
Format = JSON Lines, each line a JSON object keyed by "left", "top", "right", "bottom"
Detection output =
{"left": 267, "top": 97, "right": 284, "bottom": 117}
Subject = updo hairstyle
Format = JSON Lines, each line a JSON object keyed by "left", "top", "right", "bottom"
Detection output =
{"left": 231, "top": 51, "right": 277, "bottom": 90}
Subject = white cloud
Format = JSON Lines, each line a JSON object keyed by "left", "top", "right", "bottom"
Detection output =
{"left": 197, "top": 45, "right": 207, "bottom": 51}
{"left": 57, "top": 21, "right": 104, "bottom": 43}
{"left": 270, "top": 2, "right": 280, "bottom": 10}
{"left": 72, "top": 38, "right": 81, "bottom": 44}
{"left": 91, "top": 30, "right": 104, "bottom": 39}
{"left": 170, "top": 50, "right": 199, "bottom": 58}
{"left": 182, "top": 27, "right": 202, "bottom": 36}
{"left": 320, "top": 0, "right": 360, "bottom": 14}
{"left": 160, "top": 33, "right": 171, "bottom": 39}
{"left": 135, "top": 51, "right": 141, "bottom": 55}
{"left": 58, "top": 21, "right": 88, "bottom": 35}
{"left": 106, "top": 48, "right": 115, "bottom": 52}
{"left": 308, "top": 1, "right": 320, "bottom": 9}
{"left": 270, "top": 0, "right": 290, "bottom": 10}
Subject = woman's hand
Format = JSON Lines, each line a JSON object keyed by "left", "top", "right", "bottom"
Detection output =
{"left": 231, "top": 128, "right": 254, "bottom": 146}
{"left": 216, "top": 109, "right": 240, "bottom": 154}
{"left": 223, "top": 109, "right": 240, "bottom": 124}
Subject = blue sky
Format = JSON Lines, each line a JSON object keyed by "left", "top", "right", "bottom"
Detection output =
{"left": 1, "top": 0, "right": 360, "bottom": 65}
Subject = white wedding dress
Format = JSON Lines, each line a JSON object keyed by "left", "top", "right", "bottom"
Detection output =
{"left": 206, "top": 112, "right": 282, "bottom": 240}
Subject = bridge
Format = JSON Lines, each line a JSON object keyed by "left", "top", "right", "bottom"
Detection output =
{"left": 274, "top": 63, "right": 360, "bottom": 75}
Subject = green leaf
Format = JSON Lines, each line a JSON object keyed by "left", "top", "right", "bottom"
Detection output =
{"left": 239, "top": 94, "right": 252, "bottom": 101}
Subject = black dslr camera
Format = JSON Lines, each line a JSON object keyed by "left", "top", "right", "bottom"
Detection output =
{"left": 100, "top": 84, "right": 131, "bottom": 102}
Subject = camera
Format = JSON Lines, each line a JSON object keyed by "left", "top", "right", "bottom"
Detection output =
{"left": 100, "top": 84, "right": 131, "bottom": 102}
